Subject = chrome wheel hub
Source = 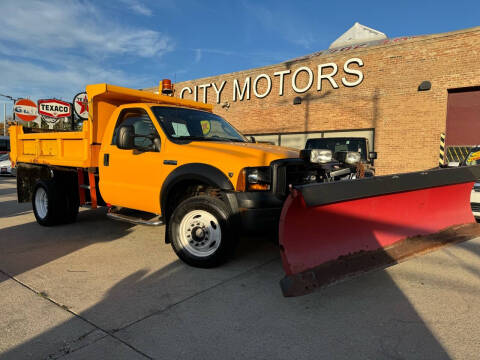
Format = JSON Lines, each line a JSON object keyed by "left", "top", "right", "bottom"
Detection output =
{"left": 35, "top": 187, "right": 48, "bottom": 219}
{"left": 178, "top": 210, "right": 221, "bottom": 257}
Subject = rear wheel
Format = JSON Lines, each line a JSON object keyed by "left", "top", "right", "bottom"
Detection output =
{"left": 32, "top": 177, "right": 79, "bottom": 226}
{"left": 169, "top": 195, "right": 237, "bottom": 268}
{"left": 32, "top": 180, "right": 59, "bottom": 226}
{"left": 54, "top": 172, "right": 79, "bottom": 224}
{"left": 63, "top": 188, "right": 79, "bottom": 224}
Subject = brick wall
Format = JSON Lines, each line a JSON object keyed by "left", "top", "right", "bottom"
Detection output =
{"left": 149, "top": 27, "right": 480, "bottom": 175}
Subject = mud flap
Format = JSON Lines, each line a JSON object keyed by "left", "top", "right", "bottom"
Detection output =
{"left": 279, "top": 166, "right": 480, "bottom": 297}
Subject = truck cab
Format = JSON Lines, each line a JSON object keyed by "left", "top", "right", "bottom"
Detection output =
{"left": 98, "top": 103, "right": 297, "bottom": 215}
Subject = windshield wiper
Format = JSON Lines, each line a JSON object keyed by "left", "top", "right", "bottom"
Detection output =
{"left": 174, "top": 136, "right": 245, "bottom": 142}
{"left": 174, "top": 136, "right": 214, "bottom": 141}
{"left": 223, "top": 138, "right": 246, "bottom": 142}
{"left": 209, "top": 136, "right": 245, "bottom": 142}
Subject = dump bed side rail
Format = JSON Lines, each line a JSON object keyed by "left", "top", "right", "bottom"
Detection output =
{"left": 9, "top": 121, "right": 96, "bottom": 168}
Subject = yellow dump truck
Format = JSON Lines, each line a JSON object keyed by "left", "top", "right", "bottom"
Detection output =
{"left": 10, "top": 82, "right": 354, "bottom": 267}
{"left": 9, "top": 81, "right": 480, "bottom": 296}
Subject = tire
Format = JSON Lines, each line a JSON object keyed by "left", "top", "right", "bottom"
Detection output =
{"left": 32, "top": 180, "right": 61, "bottom": 226}
{"left": 32, "top": 178, "right": 79, "bottom": 226}
{"left": 169, "top": 195, "right": 237, "bottom": 268}
{"left": 59, "top": 175, "right": 79, "bottom": 224}
{"left": 62, "top": 187, "right": 79, "bottom": 224}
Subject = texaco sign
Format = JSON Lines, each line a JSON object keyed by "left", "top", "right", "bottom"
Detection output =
{"left": 38, "top": 99, "right": 72, "bottom": 118}
{"left": 73, "top": 92, "right": 89, "bottom": 120}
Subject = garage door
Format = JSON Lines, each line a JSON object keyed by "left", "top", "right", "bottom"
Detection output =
{"left": 445, "top": 87, "right": 480, "bottom": 162}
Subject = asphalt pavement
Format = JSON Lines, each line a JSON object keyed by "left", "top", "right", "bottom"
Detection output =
{"left": 1, "top": 176, "right": 480, "bottom": 359}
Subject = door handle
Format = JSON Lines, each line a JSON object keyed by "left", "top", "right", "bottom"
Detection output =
{"left": 104, "top": 153, "right": 110, "bottom": 166}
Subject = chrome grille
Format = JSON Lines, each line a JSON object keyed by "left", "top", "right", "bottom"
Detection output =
{"left": 471, "top": 203, "right": 480, "bottom": 213}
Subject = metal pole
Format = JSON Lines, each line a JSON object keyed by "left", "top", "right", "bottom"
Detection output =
{"left": 71, "top": 103, "right": 75, "bottom": 131}
{"left": 3, "top": 103, "right": 6, "bottom": 136}
{"left": 12, "top": 101, "right": 15, "bottom": 123}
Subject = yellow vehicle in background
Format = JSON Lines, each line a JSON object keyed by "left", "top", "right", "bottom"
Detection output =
{"left": 9, "top": 81, "right": 354, "bottom": 268}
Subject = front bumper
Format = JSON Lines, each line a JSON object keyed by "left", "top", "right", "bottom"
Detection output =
{"left": 225, "top": 157, "right": 356, "bottom": 234}
{"left": 226, "top": 191, "right": 284, "bottom": 234}
{"left": 224, "top": 158, "right": 333, "bottom": 234}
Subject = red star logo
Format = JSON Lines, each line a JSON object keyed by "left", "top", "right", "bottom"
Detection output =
{"left": 76, "top": 97, "right": 88, "bottom": 114}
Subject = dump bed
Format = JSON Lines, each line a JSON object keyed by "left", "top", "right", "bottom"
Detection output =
{"left": 9, "top": 83, "right": 213, "bottom": 169}
{"left": 9, "top": 122, "right": 97, "bottom": 168}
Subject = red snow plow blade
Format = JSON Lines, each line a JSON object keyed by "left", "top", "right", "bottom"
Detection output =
{"left": 279, "top": 166, "right": 480, "bottom": 297}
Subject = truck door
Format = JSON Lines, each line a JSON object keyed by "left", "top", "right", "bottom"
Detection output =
{"left": 99, "top": 107, "right": 164, "bottom": 214}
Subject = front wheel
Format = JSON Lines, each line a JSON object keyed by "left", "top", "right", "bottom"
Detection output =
{"left": 169, "top": 195, "right": 237, "bottom": 268}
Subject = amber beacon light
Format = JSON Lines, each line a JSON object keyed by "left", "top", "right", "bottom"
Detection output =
{"left": 161, "top": 79, "right": 173, "bottom": 95}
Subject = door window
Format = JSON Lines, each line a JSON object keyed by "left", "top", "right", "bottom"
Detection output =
{"left": 112, "top": 108, "right": 160, "bottom": 151}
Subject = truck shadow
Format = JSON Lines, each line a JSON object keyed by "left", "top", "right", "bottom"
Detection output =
{"left": 2, "top": 231, "right": 472, "bottom": 359}
{"left": 0, "top": 208, "right": 135, "bottom": 283}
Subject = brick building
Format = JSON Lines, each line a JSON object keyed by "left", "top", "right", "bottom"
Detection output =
{"left": 148, "top": 24, "right": 480, "bottom": 175}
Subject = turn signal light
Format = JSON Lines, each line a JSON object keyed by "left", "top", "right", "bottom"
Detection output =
{"left": 249, "top": 183, "right": 270, "bottom": 191}
{"left": 237, "top": 169, "right": 247, "bottom": 191}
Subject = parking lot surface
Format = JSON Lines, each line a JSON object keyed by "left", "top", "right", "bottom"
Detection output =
{"left": 1, "top": 176, "right": 480, "bottom": 359}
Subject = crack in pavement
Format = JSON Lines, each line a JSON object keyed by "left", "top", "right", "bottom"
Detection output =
{"left": 0, "top": 269, "right": 153, "bottom": 360}
{"left": 46, "top": 329, "right": 108, "bottom": 359}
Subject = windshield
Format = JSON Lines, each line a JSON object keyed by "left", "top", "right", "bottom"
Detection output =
{"left": 305, "top": 138, "right": 367, "bottom": 160}
{"left": 464, "top": 147, "right": 480, "bottom": 165}
{"left": 151, "top": 106, "right": 246, "bottom": 143}
{"left": 0, "top": 153, "right": 9, "bottom": 161}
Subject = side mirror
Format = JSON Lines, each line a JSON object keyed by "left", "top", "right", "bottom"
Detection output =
{"left": 117, "top": 125, "right": 135, "bottom": 150}
{"left": 369, "top": 152, "right": 378, "bottom": 160}
{"left": 447, "top": 161, "right": 460, "bottom": 167}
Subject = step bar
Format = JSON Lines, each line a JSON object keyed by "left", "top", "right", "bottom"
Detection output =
{"left": 107, "top": 207, "right": 164, "bottom": 226}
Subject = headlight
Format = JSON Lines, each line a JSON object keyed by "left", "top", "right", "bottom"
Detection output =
{"left": 344, "top": 152, "right": 361, "bottom": 165}
{"left": 334, "top": 151, "right": 361, "bottom": 165}
{"left": 300, "top": 149, "right": 333, "bottom": 164}
{"left": 247, "top": 172, "right": 259, "bottom": 183}
{"left": 237, "top": 166, "right": 271, "bottom": 191}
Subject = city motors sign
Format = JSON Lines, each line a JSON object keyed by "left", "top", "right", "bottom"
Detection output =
{"left": 179, "top": 57, "right": 364, "bottom": 104}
